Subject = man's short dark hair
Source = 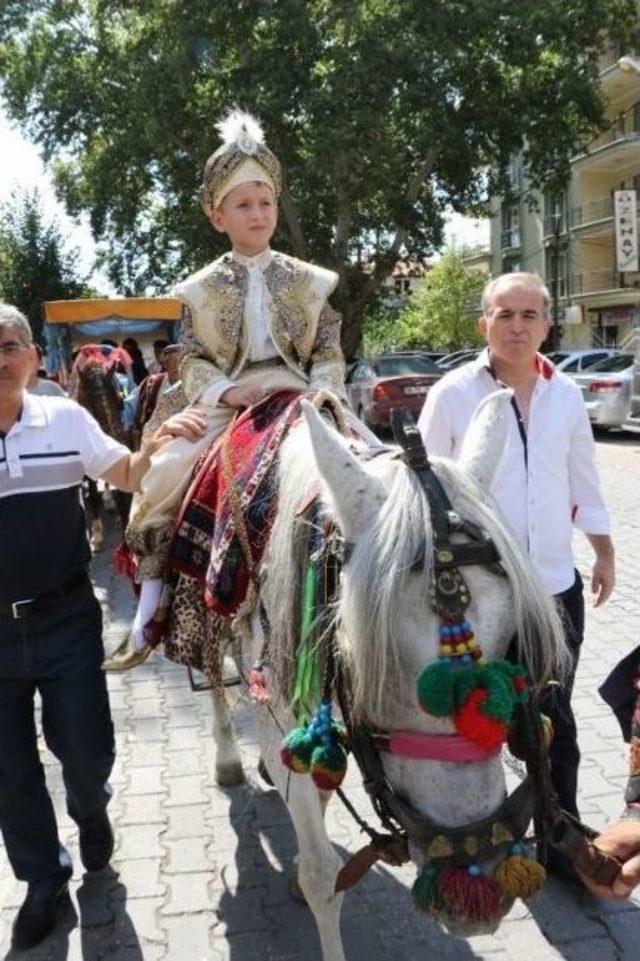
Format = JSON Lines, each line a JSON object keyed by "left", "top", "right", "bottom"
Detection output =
{"left": 153, "top": 339, "right": 170, "bottom": 351}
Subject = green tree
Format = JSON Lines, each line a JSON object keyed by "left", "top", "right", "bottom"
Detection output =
{"left": 0, "top": 190, "right": 89, "bottom": 342}
{"left": 0, "top": 0, "right": 635, "bottom": 353}
{"left": 365, "top": 250, "right": 485, "bottom": 352}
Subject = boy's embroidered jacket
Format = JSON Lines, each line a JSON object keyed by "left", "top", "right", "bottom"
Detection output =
{"left": 175, "top": 251, "right": 345, "bottom": 404}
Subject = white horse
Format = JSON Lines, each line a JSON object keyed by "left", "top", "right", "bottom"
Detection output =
{"left": 208, "top": 390, "right": 568, "bottom": 961}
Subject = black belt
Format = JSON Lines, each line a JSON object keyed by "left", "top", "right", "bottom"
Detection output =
{"left": 0, "top": 571, "right": 90, "bottom": 620}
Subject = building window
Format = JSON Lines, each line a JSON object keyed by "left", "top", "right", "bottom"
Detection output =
{"left": 545, "top": 247, "right": 568, "bottom": 298}
{"left": 501, "top": 204, "right": 520, "bottom": 249}
{"left": 544, "top": 192, "right": 567, "bottom": 236}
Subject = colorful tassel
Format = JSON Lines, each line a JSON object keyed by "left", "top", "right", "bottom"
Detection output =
{"left": 281, "top": 701, "right": 348, "bottom": 790}
{"left": 281, "top": 727, "right": 314, "bottom": 773}
{"left": 494, "top": 844, "right": 546, "bottom": 899}
{"left": 455, "top": 689, "right": 507, "bottom": 750}
{"left": 439, "top": 864, "right": 502, "bottom": 922}
{"left": 248, "top": 664, "right": 270, "bottom": 703}
{"left": 310, "top": 742, "right": 348, "bottom": 789}
{"left": 412, "top": 862, "right": 443, "bottom": 914}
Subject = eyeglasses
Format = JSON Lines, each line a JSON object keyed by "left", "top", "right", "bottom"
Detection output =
{"left": 0, "top": 343, "right": 29, "bottom": 359}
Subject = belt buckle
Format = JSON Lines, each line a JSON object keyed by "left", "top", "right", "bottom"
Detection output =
{"left": 11, "top": 598, "right": 34, "bottom": 620}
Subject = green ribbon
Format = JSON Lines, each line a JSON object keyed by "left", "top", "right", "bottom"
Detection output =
{"left": 290, "top": 559, "right": 321, "bottom": 724}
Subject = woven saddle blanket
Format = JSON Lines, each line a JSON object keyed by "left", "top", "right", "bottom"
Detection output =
{"left": 170, "top": 390, "right": 324, "bottom": 618}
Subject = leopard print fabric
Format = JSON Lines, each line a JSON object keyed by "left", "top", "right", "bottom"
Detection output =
{"left": 164, "top": 573, "right": 232, "bottom": 687}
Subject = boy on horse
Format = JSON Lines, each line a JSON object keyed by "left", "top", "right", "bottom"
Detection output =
{"left": 122, "top": 110, "right": 347, "bottom": 659}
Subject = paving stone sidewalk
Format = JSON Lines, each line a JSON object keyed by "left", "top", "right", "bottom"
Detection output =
{"left": 1, "top": 432, "right": 639, "bottom": 960}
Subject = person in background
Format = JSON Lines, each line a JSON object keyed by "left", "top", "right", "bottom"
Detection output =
{"left": 122, "top": 337, "right": 149, "bottom": 386}
{"left": 123, "top": 344, "right": 186, "bottom": 450}
{"left": 147, "top": 338, "right": 170, "bottom": 375}
{"left": 418, "top": 272, "right": 615, "bottom": 880}
{"left": 27, "top": 345, "right": 66, "bottom": 397}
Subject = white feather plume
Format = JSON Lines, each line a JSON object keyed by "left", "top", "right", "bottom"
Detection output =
{"left": 215, "top": 108, "right": 265, "bottom": 155}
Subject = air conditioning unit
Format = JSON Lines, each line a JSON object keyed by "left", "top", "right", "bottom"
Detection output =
{"left": 562, "top": 305, "right": 583, "bottom": 325}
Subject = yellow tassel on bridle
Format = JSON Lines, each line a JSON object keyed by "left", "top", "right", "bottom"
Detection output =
{"left": 494, "top": 850, "right": 546, "bottom": 899}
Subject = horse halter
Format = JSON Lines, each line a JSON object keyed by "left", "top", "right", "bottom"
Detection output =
{"left": 332, "top": 410, "right": 621, "bottom": 895}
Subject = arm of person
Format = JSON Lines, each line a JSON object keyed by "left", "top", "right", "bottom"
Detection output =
{"left": 177, "top": 302, "right": 238, "bottom": 406}
{"left": 417, "top": 381, "right": 456, "bottom": 458}
{"left": 577, "top": 817, "right": 640, "bottom": 899}
{"left": 567, "top": 394, "right": 614, "bottom": 607}
{"left": 100, "top": 408, "right": 208, "bottom": 492}
{"left": 307, "top": 303, "right": 347, "bottom": 401}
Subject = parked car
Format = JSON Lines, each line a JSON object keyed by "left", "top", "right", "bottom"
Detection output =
{"left": 436, "top": 349, "right": 480, "bottom": 371}
{"left": 346, "top": 353, "right": 442, "bottom": 430}
{"left": 573, "top": 353, "right": 636, "bottom": 429}
{"left": 545, "top": 348, "right": 620, "bottom": 374}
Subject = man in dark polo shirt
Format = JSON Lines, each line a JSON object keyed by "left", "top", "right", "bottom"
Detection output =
{"left": 0, "top": 304, "right": 202, "bottom": 950}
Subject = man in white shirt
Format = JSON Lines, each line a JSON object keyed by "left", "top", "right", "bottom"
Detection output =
{"left": 418, "top": 272, "right": 615, "bottom": 832}
{"left": 0, "top": 304, "right": 202, "bottom": 950}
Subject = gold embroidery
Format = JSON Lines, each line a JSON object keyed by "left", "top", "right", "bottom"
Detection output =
{"left": 265, "top": 255, "right": 318, "bottom": 363}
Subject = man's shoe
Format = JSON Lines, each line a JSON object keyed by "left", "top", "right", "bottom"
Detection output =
{"left": 11, "top": 880, "right": 69, "bottom": 951}
{"left": 79, "top": 810, "right": 114, "bottom": 872}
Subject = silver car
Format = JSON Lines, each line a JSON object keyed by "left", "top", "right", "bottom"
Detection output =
{"left": 574, "top": 353, "right": 635, "bottom": 428}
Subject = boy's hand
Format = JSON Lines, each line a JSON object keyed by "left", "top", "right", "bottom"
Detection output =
{"left": 220, "top": 385, "right": 267, "bottom": 409}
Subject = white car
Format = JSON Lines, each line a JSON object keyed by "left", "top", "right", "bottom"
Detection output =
{"left": 574, "top": 353, "right": 636, "bottom": 429}
{"left": 546, "top": 348, "right": 620, "bottom": 374}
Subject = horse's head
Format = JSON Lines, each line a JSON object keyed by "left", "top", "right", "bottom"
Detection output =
{"left": 299, "top": 393, "right": 567, "bottom": 935}
{"left": 70, "top": 345, "right": 130, "bottom": 446}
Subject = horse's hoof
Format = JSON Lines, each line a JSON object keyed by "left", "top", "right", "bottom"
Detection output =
{"left": 290, "top": 866, "right": 308, "bottom": 904}
{"left": 215, "top": 761, "right": 245, "bottom": 786}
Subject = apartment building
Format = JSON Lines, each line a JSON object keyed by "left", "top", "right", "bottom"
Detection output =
{"left": 489, "top": 44, "right": 640, "bottom": 351}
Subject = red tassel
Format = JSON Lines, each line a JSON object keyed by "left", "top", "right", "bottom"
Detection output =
{"left": 456, "top": 689, "right": 507, "bottom": 750}
{"left": 248, "top": 667, "right": 270, "bottom": 703}
{"left": 113, "top": 541, "right": 138, "bottom": 582}
{"left": 439, "top": 866, "right": 502, "bottom": 922}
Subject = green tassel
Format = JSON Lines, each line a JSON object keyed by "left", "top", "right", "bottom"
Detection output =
{"left": 412, "top": 862, "right": 443, "bottom": 913}
{"left": 416, "top": 661, "right": 456, "bottom": 716}
{"left": 290, "top": 560, "right": 321, "bottom": 724}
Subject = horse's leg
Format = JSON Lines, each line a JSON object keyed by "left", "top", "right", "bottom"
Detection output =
{"left": 259, "top": 726, "right": 346, "bottom": 961}
{"left": 208, "top": 636, "right": 244, "bottom": 787}
{"left": 113, "top": 489, "right": 132, "bottom": 535}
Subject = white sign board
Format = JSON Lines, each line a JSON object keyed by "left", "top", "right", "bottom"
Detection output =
{"left": 614, "top": 190, "right": 638, "bottom": 272}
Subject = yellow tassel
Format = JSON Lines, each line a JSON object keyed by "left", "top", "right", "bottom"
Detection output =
{"left": 495, "top": 855, "right": 546, "bottom": 899}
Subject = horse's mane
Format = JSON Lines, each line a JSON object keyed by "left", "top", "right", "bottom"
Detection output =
{"left": 265, "top": 421, "right": 569, "bottom": 724}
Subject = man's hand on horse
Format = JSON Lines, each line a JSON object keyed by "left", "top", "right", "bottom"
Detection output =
{"left": 149, "top": 409, "right": 208, "bottom": 449}
{"left": 220, "top": 385, "right": 267, "bottom": 409}
{"left": 577, "top": 819, "right": 640, "bottom": 899}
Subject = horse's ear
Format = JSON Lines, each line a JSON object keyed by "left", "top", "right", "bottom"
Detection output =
{"left": 457, "top": 389, "right": 512, "bottom": 491}
{"left": 301, "top": 400, "right": 386, "bottom": 539}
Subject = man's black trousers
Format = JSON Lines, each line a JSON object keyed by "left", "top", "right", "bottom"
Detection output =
{"left": 0, "top": 582, "right": 115, "bottom": 884}
{"left": 539, "top": 570, "right": 585, "bottom": 818}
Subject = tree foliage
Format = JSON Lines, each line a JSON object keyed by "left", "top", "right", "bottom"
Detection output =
{"left": 0, "top": 190, "right": 89, "bottom": 343}
{"left": 363, "top": 250, "right": 486, "bottom": 353}
{"left": 0, "top": 0, "right": 635, "bottom": 352}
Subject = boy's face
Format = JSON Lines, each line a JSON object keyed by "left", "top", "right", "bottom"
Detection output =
{"left": 209, "top": 181, "right": 277, "bottom": 256}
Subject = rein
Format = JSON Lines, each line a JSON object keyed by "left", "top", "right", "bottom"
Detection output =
{"left": 224, "top": 403, "right": 622, "bottom": 902}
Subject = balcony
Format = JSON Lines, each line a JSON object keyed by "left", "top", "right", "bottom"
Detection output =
{"left": 500, "top": 228, "right": 521, "bottom": 250}
{"left": 573, "top": 102, "right": 640, "bottom": 172}
{"left": 571, "top": 270, "right": 640, "bottom": 296}
{"left": 543, "top": 214, "right": 568, "bottom": 237}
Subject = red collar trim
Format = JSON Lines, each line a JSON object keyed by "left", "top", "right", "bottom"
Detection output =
{"left": 535, "top": 354, "right": 554, "bottom": 380}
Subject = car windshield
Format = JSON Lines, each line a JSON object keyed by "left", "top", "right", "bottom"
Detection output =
{"left": 584, "top": 353, "right": 634, "bottom": 373}
{"left": 375, "top": 356, "right": 440, "bottom": 377}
